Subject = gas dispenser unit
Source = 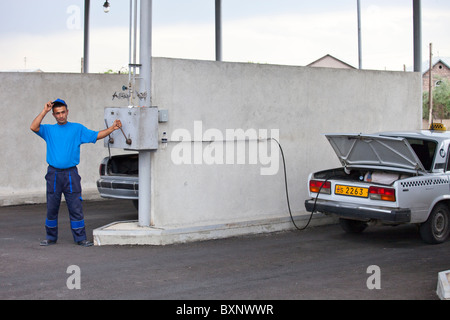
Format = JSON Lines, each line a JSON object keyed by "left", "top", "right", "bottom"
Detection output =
{"left": 104, "top": 107, "right": 159, "bottom": 151}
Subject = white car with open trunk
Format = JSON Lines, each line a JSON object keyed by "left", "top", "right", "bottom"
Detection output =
{"left": 305, "top": 125, "right": 450, "bottom": 244}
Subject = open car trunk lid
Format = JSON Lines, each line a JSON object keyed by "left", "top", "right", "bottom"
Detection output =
{"left": 325, "top": 134, "right": 426, "bottom": 173}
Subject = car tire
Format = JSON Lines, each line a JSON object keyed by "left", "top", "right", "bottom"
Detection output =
{"left": 419, "top": 203, "right": 450, "bottom": 244}
{"left": 339, "top": 218, "right": 368, "bottom": 234}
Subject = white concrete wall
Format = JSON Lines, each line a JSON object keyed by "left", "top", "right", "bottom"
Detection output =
{"left": 151, "top": 58, "right": 422, "bottom": 228}
{"left": 1, "top": 58, "right": 421, "bottom": 232}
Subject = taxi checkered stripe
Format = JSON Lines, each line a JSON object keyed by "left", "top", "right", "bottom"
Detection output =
{"left": 400, "top": 178, "right": 449, "bottom": 188}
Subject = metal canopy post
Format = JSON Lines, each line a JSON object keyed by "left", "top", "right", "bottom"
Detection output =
{"left": 138, "top": 0, "right": 153, "bottom": 227}
{"left": 357, "top": 0, "right": 362, "bottom": 69}
{"left": 83, "top": 0, "right": 90, "bottom": 73}
{"left": 413, "top": 0, "right": 422, "bottom": 73}
{"left": 215, "top": 0, "right": 222, "bottom": 61}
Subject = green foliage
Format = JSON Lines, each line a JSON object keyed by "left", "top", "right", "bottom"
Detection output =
{"left": 103, "top": 67, "right": 129, "bottom": 74}
{"left": 423, "top": 78, "right": 450, "bottom": 119}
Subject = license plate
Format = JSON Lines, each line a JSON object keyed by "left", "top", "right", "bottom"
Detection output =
{"left": 335, "top": 185, "right": 369, "bottom": 198}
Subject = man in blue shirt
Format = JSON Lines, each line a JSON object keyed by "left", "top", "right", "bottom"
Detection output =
{"left": 30, "top": 99, "right": 122, "bottom": 247}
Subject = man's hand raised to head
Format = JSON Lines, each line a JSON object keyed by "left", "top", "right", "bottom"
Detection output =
{"left": 44, "top": 101, "right": 53, "bottom": 114}
{"left": 30, "top": 101, "right": 54, "bottom": 132}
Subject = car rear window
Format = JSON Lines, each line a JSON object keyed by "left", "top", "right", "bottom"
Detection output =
{"left": 407, "top": 139, "right": 437, "bottom": 171}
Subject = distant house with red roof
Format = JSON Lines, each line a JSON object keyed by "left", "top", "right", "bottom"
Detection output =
{"left": 422, "top": 58, "right": 450, "bottom": 92}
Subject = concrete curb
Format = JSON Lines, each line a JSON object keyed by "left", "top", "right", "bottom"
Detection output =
{"left": 0, "top": 188, "right": 102, "bottom": 207}
{"left": 93, "top": 213, "right": 337, "bottom": 246}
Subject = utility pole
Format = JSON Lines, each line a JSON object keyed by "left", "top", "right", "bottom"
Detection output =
{"left": 428, "top": 43, "right": 433, "bottom": 125}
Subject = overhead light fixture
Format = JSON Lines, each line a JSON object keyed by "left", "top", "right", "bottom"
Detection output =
{"left": 103, "top": 0, "right": 110, "bottom": 13}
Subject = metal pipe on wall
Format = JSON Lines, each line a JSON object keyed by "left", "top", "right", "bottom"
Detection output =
{"left": 128, "top": 0, "right": 139, "bottom": 106}
{"left": 128, "top": 0, "right": 133, "bottom": 103}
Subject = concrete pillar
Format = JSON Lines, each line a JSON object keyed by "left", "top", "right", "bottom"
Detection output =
{"left": 138, "top": 0, "right": 153, "bottom": 227}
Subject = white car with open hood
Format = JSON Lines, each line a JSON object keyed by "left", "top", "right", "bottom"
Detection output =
{"left": 305, "top": 127, "right": 450, "bottom": 244}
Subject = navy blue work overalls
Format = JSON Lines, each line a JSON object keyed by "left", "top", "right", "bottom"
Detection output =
{"left": 45, "top": 165, "right": 86, "bottom": 243}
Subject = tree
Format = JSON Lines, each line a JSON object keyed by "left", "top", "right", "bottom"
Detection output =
{"left": 103, "top": 67, "right": 129, "bottom": 74}
{"left": 423, "top": 78, "right": 450, "bottom": 120}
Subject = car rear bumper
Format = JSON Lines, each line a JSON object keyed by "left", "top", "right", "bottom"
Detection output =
{"left": 96, "top": 177, "right": 138, "bottom": 200}
{"left": 304, "top": 199, "right": 411, "bottom": 223}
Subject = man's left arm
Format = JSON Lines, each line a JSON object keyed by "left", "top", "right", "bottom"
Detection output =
{"left": 97, "top": 119, "right": 122, "bottom": 141}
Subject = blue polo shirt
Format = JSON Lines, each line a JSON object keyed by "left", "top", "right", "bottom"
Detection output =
{"left": 35, "top": 122, "right": 99, "bottom": 169}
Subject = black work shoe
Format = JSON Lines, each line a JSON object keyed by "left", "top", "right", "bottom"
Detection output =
{"left": 77, "top": 240, "right": 93, "bottom": 247}
{"left": 40, "top": 239, "right": 57, "bottom": 246}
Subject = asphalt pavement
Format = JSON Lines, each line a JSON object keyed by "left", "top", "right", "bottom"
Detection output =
{"left": 1, "top": 199, "right": 449, "bottom": 301}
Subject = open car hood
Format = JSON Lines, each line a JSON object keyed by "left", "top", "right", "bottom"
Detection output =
{"left": 325, "top": 134, "right": 426, "bottom": 172}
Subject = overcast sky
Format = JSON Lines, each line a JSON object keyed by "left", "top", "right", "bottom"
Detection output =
{"left": 1, "top": 0, "right": 449, "bottom": 73}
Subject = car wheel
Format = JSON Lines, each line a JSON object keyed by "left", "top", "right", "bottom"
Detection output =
{"left": 419, "top": 203, "right": 449, "bottom": 244}
{"left": 339, "top": 218, "right": 368, "bottom": 233}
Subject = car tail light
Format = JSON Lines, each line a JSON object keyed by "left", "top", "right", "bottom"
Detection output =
{"left": 99, "top": 163, "right": 106, "bottom": 176}
{"left": 369, "top": 186, "right": 396, "bottom": 202}
{"left": 309, "top": 180, "right": 331, "bottom": 194}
